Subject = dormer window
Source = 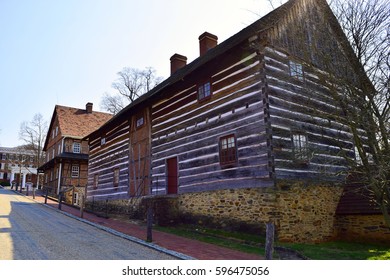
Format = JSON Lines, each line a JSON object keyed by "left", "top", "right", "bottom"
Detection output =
{"left": 73, "top": 142, "right": 81, "bottom": 154}
{"left": 289, "top": 61, "right": 304, "bottom": 81}
{"left": 198, "top": 81, "right": 212, "bottom": 101}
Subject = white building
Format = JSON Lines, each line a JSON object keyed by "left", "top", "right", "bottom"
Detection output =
{"left": 0, "top": 146, "right": 38, "bottom": 189}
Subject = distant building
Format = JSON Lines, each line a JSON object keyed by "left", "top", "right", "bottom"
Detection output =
{"left": 38, "top": 102, "right": 112, "bottom": 205}
{"left": 0, "top": 146, "right": 38, "bottom": 188}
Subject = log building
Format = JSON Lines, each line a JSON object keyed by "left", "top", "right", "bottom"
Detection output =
{"left": 85, "top": 0, "right": 386, "bottom": 242}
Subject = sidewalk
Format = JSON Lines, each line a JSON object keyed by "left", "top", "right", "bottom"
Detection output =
{"left": 3, "top": 186, "right": 263, "bottom": 260}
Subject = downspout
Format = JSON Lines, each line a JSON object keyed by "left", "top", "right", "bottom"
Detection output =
{"left": 57, "top": 137, "right": 66, "bottom": 195}
{"left": 57, "top": 162, "right": 62, "bottom": 195}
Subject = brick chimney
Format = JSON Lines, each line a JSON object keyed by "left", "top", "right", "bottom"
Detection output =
{"left": 86, "top": 102, "right": 93, "bottom": 114}
{"left": 199, "top": 32, "right": 218, "bottom": 56}
{"left": 170, "top": 53, "right": 187, "bottom": 75}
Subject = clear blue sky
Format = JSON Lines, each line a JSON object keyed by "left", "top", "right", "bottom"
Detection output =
{"left": 0, "top": 0, "right": 285, "bottom": 148}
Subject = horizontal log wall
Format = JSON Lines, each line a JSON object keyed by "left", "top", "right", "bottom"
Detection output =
{"left": 151, "top": 51, "right": 273, "bottom": 195}
{"left": 264, "top": 46, "right": 356, "bottom": 181}
{"left": 87, "top": 120, "right": 130, "bottom": 201}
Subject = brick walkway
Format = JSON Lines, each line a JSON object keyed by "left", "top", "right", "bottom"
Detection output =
{"left": 3, "top": 187, "right": 263, "bottom": 260}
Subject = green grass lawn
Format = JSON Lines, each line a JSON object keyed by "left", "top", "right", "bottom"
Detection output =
{"left": 282, "top": 241, "right": 390, "bottom": 260}
{"left": 155, "top": 224, "right": 390, "bottom": 260}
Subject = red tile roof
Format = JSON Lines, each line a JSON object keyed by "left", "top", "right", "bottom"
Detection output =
{"left": 55, "top": 105, "right": 112, "bottom": 138}
{"left": 44, "top": 104, "right": 112, "bottom": 150}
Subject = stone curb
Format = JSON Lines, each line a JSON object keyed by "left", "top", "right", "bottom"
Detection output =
{"left": 1, "top": 186, "right": 195, "bottom": 260}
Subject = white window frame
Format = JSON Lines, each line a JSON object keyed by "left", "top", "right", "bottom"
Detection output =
{"left": 73, "top": 143, "right": 81, "bottom": 154}
{"left": 71, "top": 165, "right": 80, "bottom": 178}
{"left": 73, "top": 192, "right": 79, "bottom": 206}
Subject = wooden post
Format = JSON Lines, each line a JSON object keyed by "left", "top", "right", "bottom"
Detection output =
{"left": 58, "top": 192, "right": 62, "bottom": 210}
{"left": 105, "top": 199, "right": 108, "bottom": 218}
{"left": 265, "top": 222, "right": 275, "bottom": 260}
{"left": 80, "top": 194, "right": 84, "bottom": 218}
{"left": 146, "top": 200, "right": 153, "bottom": 242}
{"left": 45, "top": 188, "right": 49, "bottom": 204}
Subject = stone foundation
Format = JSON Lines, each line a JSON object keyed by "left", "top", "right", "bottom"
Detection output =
{"left": 336, "top": 214, "right": 390, "bottom": 244}
{"left": 177, "top": 183, "right": 344, "bottom": 243}
{"left": 85, "top": 197, "right": 144, "bottom": 218}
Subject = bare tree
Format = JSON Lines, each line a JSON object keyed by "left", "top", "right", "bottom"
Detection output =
{"left": 19, "top": 113, "right": 47, "bottom": 168}
{"left": 100, "top": 67, "right": 163, "bottom": 114}
{"left": 327, "top": 0, "right": 390, "bottom": 226}
{"left": 100, "top": 92, "right": 125, "bottom": 115}
{"left": 265, "top": 0, "right": 389, "bottom": 225}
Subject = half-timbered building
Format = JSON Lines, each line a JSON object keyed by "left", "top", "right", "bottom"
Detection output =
{"left": 39, "top": 103, "right": 112, "bottom": 205}
{"left": 85, "top": 0, "right": 376, "bottom": 242}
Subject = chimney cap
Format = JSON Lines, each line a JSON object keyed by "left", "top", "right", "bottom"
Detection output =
{"left": 86, "top": 102, "right": 93, "bottom": 113}
{"left": 199, "top": 32, "right": 218, "bottom": 56}
{"left": 198, "top": 32, "right": 218, "bottom": 41}
{"left": 170, "top": 53, "right": 187, "bottom": 75}
{"left": 170, "top": 53, "right": 187, "bottom": 62}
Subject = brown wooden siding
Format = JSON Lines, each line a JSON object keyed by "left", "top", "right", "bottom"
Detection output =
{"left": 129, "top": 107, "right": 151, "bottom": 197}
{"left": 87, "top": 120, "right": 130, "bottom": 200}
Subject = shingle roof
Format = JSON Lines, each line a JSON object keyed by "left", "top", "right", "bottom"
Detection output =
{"left": 55, "top": 105, "right": 112, "bottom": 138}
{"left": 44, "top": 104, "right": 112, "bottom": 150}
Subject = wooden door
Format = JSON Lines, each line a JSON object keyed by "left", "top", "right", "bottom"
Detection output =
{"left": 167, "top": 157, "right": 178, "bottom": 194}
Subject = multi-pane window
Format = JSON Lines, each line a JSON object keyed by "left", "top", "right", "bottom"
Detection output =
{"left": 219, "top": 134, "right": 237, "bottom": 166}
{"left": 73, "top": 193, "right": 79, "bottom": 206}
{"left": 113, "top": 168, "right": 120, "bottom": 188}
{"left": 73, "top": 143, "right": 81, "bottom": 153}
{"left": 198, "top": 81, "right": 212, "bottom": 101}
{"left": 292, "top": 133, "right": 309, "bottom": 161}
{"left": 289, "top": 61, "right": 304, "bottom": 81}
{"left": 71, "top": 165, "right": 80, "bottom": 178}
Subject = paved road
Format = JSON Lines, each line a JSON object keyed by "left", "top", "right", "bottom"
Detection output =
{"left": 0, "top": 188, "right": 176, "bottom": 260}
